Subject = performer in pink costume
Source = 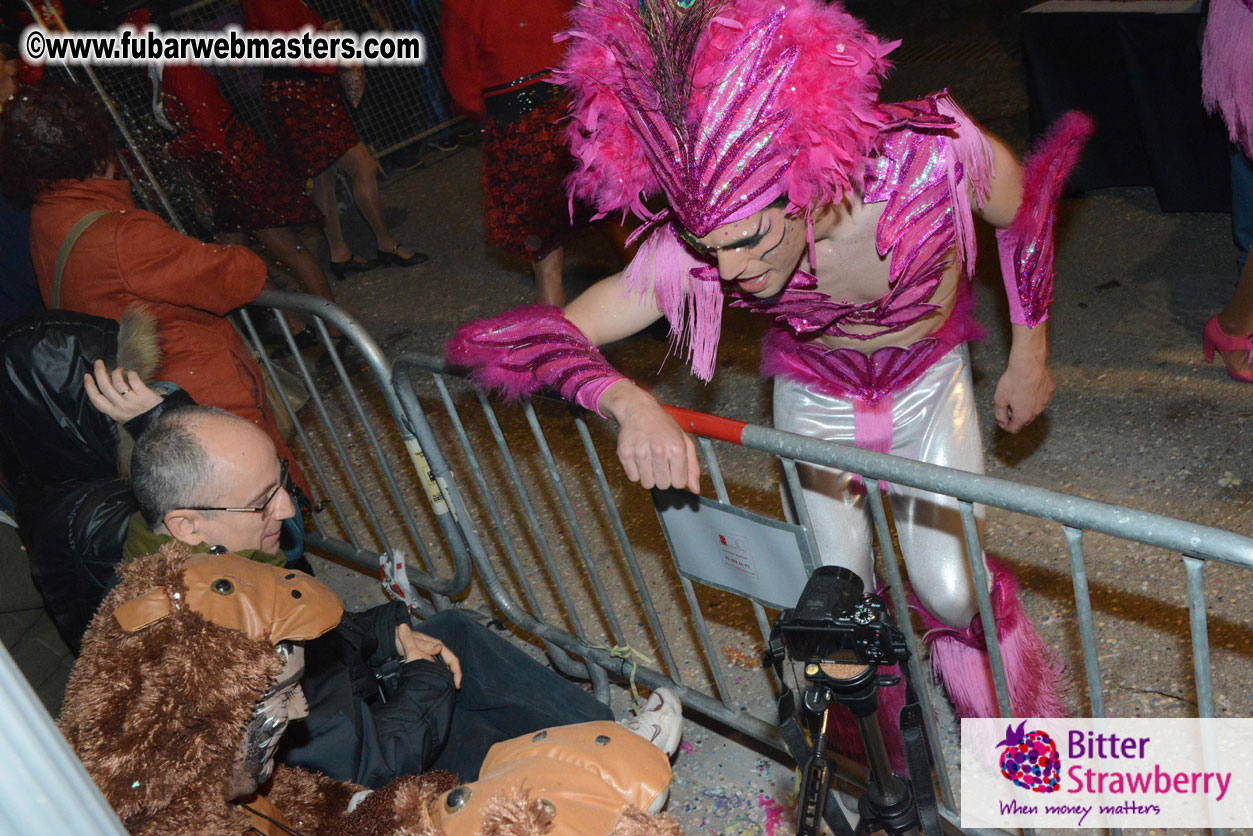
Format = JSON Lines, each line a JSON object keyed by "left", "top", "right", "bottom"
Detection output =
{"left": 448, "top": 0, "right": 1091, "bottom": 725}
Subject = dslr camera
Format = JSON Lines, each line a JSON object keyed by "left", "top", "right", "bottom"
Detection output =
{"left": 775, "top": 566, "right": 908, "bottom": 671}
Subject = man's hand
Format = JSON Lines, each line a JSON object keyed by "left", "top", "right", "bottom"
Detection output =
{"left": 395, "top": 623, "right": 462, "bottom": 688}
{"left": 83, "top": 359, "right": 163, "bottom": 423}
{"left": 994, "top": 323, "right": 1054, "bottom": 433}
{"left": 599, "top": 381, "right": 701, "bottom": 494}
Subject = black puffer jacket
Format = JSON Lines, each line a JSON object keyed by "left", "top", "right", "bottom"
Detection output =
{"left": 0, "top": 311, "right": 189, "bottom": 652}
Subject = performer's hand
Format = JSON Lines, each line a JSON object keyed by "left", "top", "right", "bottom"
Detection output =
{"left": 600, "top": 381, "right": 701, "bottom": 494}
{"left": 994, "top": 323, "right": 1054, "bottom": 433}
{"left": 83, "top": 359, "right": 163, "bottom": 423}
{"left": 395, "top": 623, "right": 462, "bottom": 688}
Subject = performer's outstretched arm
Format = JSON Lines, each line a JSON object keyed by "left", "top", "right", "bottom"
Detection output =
{"left": 448, "top": 270, "right": 702, "bottom": 493}
{"left": 979, "top": 113, "right": 1093, "bottom": 433}
{"left": 566, "top": 272, "right": 702, "bottom": 493}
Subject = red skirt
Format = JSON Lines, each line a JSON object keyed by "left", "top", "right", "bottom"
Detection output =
{"left": 481, "top": 84, "right": 583, "bottom": 260}
{"left": 169, "top": 120, "right": 323, "bottom": 233}
{"left": 261, "top": 74, "right": 360, "bottom": 180}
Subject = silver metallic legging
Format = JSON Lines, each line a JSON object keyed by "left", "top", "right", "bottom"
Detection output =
{"left": 773, "top": 344, "right": 988, "bottom": 629}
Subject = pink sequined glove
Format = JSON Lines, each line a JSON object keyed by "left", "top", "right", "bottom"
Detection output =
{"left": 445, "top": 305, "right": 628, "bottom": 418}
{"left": 997, "top": 111, "right": 1094, "bottom": 327}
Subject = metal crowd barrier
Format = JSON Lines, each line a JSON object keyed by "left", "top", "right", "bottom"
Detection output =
{"left": 7, "top": 290, "right": 1251, "bottom": 836}
{"left": 225, "top": 293, "right": 1253, "bottom": 834}
{"left": 373, "top": 343, "right": 1253, "bottom": 836}
{"left": 237, "top": 290, "right": 474, "bottom": 614}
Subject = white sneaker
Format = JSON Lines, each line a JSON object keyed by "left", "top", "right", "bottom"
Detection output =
{"left": 619, "top": 686, "right": 683, "bottom": 759}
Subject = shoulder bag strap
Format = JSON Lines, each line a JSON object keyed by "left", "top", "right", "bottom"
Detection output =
{"left": 51, "top": 209, "right": 110, "bottom": 309}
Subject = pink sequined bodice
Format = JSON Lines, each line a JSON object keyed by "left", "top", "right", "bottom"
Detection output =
{"left": 751, "top": 94, "right": 990, "bottom": 406}
{"left": 731, "top": 97, "right": 966, "bottom": 344}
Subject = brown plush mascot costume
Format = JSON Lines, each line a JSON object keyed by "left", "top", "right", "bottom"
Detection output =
{"left": 59, "top": 542, "right": 684, "bottom": 836}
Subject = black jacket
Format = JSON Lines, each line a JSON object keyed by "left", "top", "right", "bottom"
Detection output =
{"left": 0, "top": 312, "right": 131, "bottom": 652}
{"left": 278, "top": 601, "right": 457, "bottom": 789}
{"left": 0, "top": 311, "right": 190, "bottom": 652}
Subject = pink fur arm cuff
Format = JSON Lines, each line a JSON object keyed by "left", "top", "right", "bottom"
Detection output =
{"left": 445, "top": 305, "right": 627, "bottom": 418}
{"left": 996, "top": 111, "right": 1094, "bottom": 327}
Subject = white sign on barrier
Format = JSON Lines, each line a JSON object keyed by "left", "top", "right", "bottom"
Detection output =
{"left": 961, "top": 718, "right": 1253, "bottom": 830}
{"left": 654, "top": 491, "right": 816, "bottom": 610}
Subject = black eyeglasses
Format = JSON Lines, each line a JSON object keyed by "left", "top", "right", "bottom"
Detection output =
{"left": 184, "top": 459, "right": 291, "bottom": 514}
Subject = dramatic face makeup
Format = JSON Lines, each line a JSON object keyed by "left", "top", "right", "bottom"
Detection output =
{"left": 690, "top": 205, "right": 807, "bottom": 298}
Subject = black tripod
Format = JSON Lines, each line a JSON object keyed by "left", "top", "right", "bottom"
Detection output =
{"left": 795, "top": 663, "right": 924, "bottom": 836}
{"left": 765, "top": 567, "right": 941, "bottom": 836}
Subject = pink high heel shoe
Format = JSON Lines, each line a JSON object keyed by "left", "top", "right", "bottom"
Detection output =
{"left": 1202, "top": 316, "right": 1253, "bottom": 383}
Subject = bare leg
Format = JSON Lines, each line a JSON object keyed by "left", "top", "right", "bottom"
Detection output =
{"left": 1215, "top": 255, "right": 1253, "bottom": 375}
{"left": 253, "top": 227, "right": 335, "bottom": 303}
{"left": 532, "top": 247, "right": 565, "bottom": 307}
{"left": 339, "top": 142, "right": 417, "bottom": 259}
{"left": 311, "top": 167, "right": 355, "bottom": 265}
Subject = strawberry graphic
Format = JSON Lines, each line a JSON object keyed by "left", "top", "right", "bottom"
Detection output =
{"left": 996, "top": 721, "right": 1061, "bottom": 793}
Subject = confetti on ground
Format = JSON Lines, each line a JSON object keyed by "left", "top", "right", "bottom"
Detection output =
{"left": 680, "top": 739, "right": 696, "bottom": 755}
{"left": 723, "top": 646, "right": 761, "bottom": 670}
{"left": 759, "top": 794, "right": 787, "bottom": 836}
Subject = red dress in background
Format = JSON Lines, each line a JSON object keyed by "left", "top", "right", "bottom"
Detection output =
{"left": 162, "top": 65, "right": 322, "bottom": 233}
{"left": 440, "top": 0, "right": 584, "bottom": 261}
{"left": 242, "top": 0, "right": 359, "bottom": 180}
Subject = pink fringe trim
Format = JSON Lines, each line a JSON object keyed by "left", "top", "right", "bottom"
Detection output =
{"left": 913, "top": 557, "right": 1069, "bottom": 719}
{"left": 851, "top": 395, "right": 892, "bottom": 493}
{"left": 621, "top": 225, "right": 726, "bottom": 383}
{"left": 935, "top": 94, "right": 995, "bottom": 280}
{"left": 1202, "top": 0, "right": 1253, "bottom": 158}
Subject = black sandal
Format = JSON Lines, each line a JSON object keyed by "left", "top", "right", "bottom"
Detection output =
{"left": 375, "top": 244, "right": 429, "bottom": 267}
{"left": 329, "top": 254, "right": 376, "bottom": 281}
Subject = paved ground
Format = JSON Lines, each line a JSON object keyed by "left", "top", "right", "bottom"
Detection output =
{"left": 5, "top": 1, "right": 1253, "bottom": 834}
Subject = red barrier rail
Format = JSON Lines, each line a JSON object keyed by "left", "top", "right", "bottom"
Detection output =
{"left": 661, "top": 404, "right": 748, "bottom": 446}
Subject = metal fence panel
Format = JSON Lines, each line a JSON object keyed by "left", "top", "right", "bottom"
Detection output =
{"left": 377, "top": 345, "right": 1253, "bottom": 836}
{"left": 240, "top": 290, "right": 474, "bottom": 610}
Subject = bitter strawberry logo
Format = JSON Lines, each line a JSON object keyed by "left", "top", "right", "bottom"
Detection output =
{"left": 997, "top": 721, "right": 1061, "bottom": 793}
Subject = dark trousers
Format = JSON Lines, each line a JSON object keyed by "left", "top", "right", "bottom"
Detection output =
{"left": 416, "top": 610, "right": 613, "bottom": 780}
{"left": 1233, "top": 145, "right": 1253, "bottom": 274}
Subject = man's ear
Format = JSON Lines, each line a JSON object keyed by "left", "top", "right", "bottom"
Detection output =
{"left": 163, "top": 510, "right": 205, "bottom": 546}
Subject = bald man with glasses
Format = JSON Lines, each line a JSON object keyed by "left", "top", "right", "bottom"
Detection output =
{"left": 86, "top": 366, "right": 628, "bottom": 791}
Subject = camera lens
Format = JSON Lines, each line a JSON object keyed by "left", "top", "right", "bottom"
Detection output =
{"left": 796, "top": 566, "right": 863, "bottom": 621}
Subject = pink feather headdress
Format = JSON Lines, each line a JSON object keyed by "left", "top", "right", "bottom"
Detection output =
{"left": 557, "top": 0, "right": 896, "bottom": 236}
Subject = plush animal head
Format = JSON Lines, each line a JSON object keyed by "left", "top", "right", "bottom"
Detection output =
{"left": 58, "top": 542, "right": 341, "bottom": 833}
